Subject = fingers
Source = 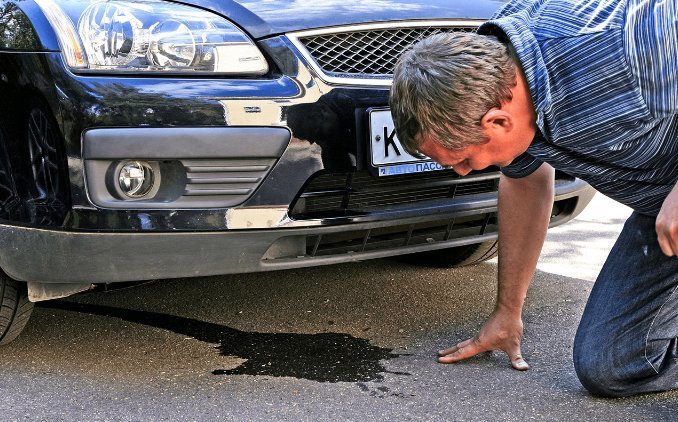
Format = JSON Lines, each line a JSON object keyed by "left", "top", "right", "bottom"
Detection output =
{"left": 656, "top": 184, "right": 678, "bottom": 257}
{"left": 657, "top": 228, "right": 677, "bottom": 257}
{"left": 658, "top": 237, "right": 675, "bottom": 257}
{"left": 438, "top": 338, "right": 474, "bottom": 357}
{"left": 437, "top": 338, "right": 486, "bottom": 364}
{"left": 438, "top": 311, "right": 530, "bottom": 369}
{"left": 656, "top": 215, "right": 677, "bottom": 256}
{"left": 437, "top": 339, "right": 530, "bottom": 370}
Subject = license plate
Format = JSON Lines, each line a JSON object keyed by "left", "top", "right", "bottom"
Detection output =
{"left": 368, "top": 108, "right": 446, "bottom": 177}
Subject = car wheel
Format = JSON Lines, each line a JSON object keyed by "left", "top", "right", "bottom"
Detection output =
{"left": 398, "top": 240, "right": 498, "bottom": 268}
{"left": 0, "top": 271, "right": 34, "bottom": 346}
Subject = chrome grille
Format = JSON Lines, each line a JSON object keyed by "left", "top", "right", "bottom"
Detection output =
{"left": 291, "top": 24, "right": 477, "bottom": 81}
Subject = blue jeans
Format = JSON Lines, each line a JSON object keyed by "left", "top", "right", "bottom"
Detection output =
{"left": 573, "top": 212, "right": 678, "bottom": 397}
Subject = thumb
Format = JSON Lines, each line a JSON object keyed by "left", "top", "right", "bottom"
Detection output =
{"left": 508, "top": 347, "right": 529, "bottom": 371}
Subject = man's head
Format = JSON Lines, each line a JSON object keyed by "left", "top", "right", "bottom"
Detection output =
{"left": 390, "top": 32, "right": 536, "bottom": 175}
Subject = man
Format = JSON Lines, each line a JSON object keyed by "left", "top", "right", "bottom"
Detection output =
{"left": 390, "top": 0, "right": 677, "bottom": 397}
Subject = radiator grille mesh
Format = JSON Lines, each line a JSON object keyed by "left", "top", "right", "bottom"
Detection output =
{"left": 297, "top": 26, "right": 476, "bottom": 77}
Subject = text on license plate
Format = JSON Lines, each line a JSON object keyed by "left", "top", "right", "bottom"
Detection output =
{"left": 368, "top": 109, "right": 446, "bottom": 177}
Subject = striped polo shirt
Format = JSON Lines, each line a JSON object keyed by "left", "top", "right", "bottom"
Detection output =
{"left": 478, "top": 0, "right": 678, "bottom": 216}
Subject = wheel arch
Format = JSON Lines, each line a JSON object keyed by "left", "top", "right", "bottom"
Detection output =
{"left": 0, "top": 86, "right": 71, "bottom": 227}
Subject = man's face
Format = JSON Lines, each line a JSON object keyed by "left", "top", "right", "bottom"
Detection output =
{"left": 415, "top": 63, "right": 538, "bottom": 176}
{"left": 417, "top": 132, "right": 529, "bottom": 176}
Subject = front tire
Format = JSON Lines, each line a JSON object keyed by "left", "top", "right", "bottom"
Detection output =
{"left": 0, "top": 271, "right": 34, "bottom": 346}
{"left": 398, "top": 240, "right": 498, "bottom": 268}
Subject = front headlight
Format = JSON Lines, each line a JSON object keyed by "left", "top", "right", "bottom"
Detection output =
{"left": 34, "top": 0, "right": 269, "bottom": 74}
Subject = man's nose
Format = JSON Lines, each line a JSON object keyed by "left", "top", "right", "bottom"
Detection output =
{"left": 453, "top": 166, "right": 471, "bottom": 176}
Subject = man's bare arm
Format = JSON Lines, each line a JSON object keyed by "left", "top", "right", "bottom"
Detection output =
{"left": 438, "top": 162, "right": 555, "bottom": 370}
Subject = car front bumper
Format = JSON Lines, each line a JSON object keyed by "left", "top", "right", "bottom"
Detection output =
{"left": 0, "top": 178, "right": 595, "bottom": 284}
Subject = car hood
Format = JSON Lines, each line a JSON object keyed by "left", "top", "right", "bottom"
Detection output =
{"left": 176, "top": 0, "right": 506, "bottom": 39}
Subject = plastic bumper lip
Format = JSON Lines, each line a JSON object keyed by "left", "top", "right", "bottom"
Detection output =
{"left": 0, "top": 179, "right": 595, "bottom": 284}
{"left": 0, "top": 214, "right": 487, "bottom": 285}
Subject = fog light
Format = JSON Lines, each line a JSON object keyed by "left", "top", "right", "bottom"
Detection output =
{"left": 118, "top": 161, "right": 155, "bottom": 198}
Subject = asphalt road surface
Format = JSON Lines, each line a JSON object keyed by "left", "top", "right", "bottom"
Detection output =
{"left": 1, "top": 194, "right": 676, "bottom": 421}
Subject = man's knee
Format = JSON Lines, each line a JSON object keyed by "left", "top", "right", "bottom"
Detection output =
{"left": 572, "top": 332, "right": 676, "bottom": 397}
{"left": 572, "top": 348, "right": 630, "bottom": 397}
{"left": 572, "top": 330, "right": 646, "bottom": 397}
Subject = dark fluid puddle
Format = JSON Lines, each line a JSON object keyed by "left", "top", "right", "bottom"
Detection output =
{"left": 40, "top": 301, "right": 408, "bottom": 383}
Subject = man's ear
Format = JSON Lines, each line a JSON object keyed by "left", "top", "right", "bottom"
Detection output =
{"left": 480, "top": 109, "right": 513, "bottom": 133}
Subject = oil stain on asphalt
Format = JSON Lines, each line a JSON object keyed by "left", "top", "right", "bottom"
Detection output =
{"left": 40, "top": 301, "right": 408, "bottom": 383}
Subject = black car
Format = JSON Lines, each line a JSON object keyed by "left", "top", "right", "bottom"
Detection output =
{"left": 0, "top": 0, "right": 595, "bottom": 344}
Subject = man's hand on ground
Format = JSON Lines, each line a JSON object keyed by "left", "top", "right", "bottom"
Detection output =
{"left": 437, "top": 309, "right": 529, "bottom": 371}
{"left": 656, "top": 182, "right": 678, "bottom": 257}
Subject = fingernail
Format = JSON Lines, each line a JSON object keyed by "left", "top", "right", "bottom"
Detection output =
{"left": 514, "top": 360, "right": 529, "bottom": 370}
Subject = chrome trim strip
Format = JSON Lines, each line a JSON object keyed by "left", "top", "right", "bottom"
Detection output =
{"left": 288, "top": 19, "right": 484, "bottom": 39}
{"left": 286, "top": 19, "right": 483, "bottom": 87}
